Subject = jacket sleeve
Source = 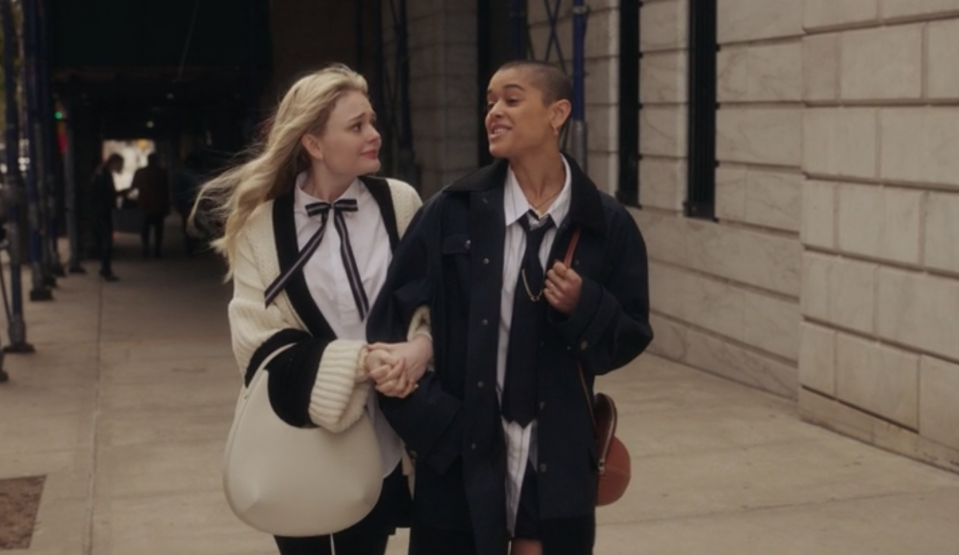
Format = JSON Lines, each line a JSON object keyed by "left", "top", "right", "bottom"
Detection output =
{"left": 229, "top": 229, "right": 371, "bottom": 433}
{"left": 368, "top": 195, "right": 463, "bottom": 475}
{"left": 547, "top": 203, "right": 653, "bottom": 375}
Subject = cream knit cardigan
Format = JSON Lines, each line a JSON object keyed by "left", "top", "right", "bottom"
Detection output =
{"left": 228, "top": 178, "right": 425, "bottom": 433}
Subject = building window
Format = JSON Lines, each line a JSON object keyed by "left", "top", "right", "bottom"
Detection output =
{"left": 617, "top": 0, "right": 640, "bottom": 206}
{"left": 685, "top": 0, "right": 717, "bottom": 219}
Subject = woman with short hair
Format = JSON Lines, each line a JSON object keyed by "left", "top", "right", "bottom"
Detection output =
{"left": 369, "top": 60, "right": 653, "bottom": 555}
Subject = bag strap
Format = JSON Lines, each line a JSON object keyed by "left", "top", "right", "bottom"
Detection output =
{"left": 562, "top": 227, "right": 596, "bottom": 431}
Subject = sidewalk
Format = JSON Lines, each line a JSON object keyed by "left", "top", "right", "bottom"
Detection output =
{"left": 2, "top": 230, "right": 958, "bottom": 555}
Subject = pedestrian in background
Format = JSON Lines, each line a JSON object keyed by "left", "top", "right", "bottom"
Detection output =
{"left": 130, "top": 153, "right": 170, "bottom": 258}
{"left": 173, "top": 152, "right": 203, "bottom": 256}
{"left": 89, "top": 153, "right": 125, "bottom": 282}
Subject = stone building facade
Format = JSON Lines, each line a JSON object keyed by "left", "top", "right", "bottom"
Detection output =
{"left": 392, "top": 0, "right": 959, "bottom": 473}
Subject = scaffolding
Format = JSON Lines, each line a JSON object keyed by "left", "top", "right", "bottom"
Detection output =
{"left": 371, "top": 0, "right": 417, "bottom": 188}
{"left": 513, "top": 0, "right": 589, "bottom": 172}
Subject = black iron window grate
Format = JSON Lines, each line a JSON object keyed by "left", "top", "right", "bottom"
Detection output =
{"left": 685, "top": 0, "right": 717, "bottom": 219}
{"left": 617, "top": 0, "right": 640, "bottom": 207}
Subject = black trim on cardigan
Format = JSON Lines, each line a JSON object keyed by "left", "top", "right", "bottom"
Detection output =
{"left": 244, "top": 328, "right": 312, "bottom": 387}
{"left": 272, "top": 191, "right": 338, "bottom": 339}
{"left": 266, "top": 337, "right": 332, "bottom": 428}
{"left": 361, "top": 175, "right": 401, "bottom": 252}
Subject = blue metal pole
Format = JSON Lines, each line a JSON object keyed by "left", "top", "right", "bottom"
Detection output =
{"left": 510, "top": 0, "right": 525, "bottom": 59}
{"left": 570, "top": 0, "right": 588, "bottom": 171}
{"left": 1, "top": 0, "right": 35, "bottom": 352}
{"left": 21, "top": 0, "right": 52, "bottom": 301}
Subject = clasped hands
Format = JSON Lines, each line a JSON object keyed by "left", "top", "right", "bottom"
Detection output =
{"left": 362, "top": 262, "right": 581, "bottom": 398}
{"left": 363, "top": 334, "right": 433, "bottom": 398}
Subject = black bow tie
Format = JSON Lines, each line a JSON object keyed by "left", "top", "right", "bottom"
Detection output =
{"left": 264, "top": 198, "right": 369, "bottom": 320}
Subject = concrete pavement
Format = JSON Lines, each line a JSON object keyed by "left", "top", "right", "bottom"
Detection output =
{"left": 2, "top": 229, "right": 958, "bottom": 555}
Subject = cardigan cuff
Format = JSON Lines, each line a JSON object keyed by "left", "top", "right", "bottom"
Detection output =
{"left": 406, "top": 305, "right": 432, "bottom": 342}
{"left": 308, "top": 339, "right": 371, "bottom": 433}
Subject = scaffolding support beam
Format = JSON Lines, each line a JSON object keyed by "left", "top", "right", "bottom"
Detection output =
{"left": 38, "top": 0, "right": 63, "bottom": 278}
{"left": 1, "top": 0, "right": 36, "bottom": 353}
{"left": 510, "top": 0, "right": 525, "bottom": 59}
{"left": 570, "top": 0, "right": 587, "bottom": 172}
{"left": 21, "top": 0, "right": 53, "bottom": 301}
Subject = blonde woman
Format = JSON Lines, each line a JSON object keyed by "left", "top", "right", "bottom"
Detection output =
{"left": 194, "top": 65, "right": 432, "bottom": 555}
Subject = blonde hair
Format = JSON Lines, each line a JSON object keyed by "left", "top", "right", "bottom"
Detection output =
{"left": 192, "top": 64, "right": 369, "bottom": 270}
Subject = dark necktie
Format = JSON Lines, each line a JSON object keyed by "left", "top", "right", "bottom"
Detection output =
{"left": 264, "top": 198, "right": 370, "bottom": 320}
{"left": 502, "top": 211, "right": 554, "bottom": 427}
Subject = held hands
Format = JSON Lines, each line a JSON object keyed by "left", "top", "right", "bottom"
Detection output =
{"left": 363, "top": 335, "right": 433, "bottom": 398}
{"left": 544, "top": 261, "right": 582, "bottom": 316}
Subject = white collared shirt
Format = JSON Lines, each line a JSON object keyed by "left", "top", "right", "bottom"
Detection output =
{"left": 293, "top": 172, "right": 402, "bottom": 478}
{"left": 498, "top": 157, "right": 572, "bottom": 532}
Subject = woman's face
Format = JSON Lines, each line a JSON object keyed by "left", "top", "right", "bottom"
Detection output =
{"left": 485, "top": 68, "right": 563, "bottom": 159}
{"left": 308, "top": 90, "right": 381, "bottom": 178}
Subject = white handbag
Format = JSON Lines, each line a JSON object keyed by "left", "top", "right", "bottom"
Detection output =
{"left": 222, "top": 362, "right": 383, "bottom": 537}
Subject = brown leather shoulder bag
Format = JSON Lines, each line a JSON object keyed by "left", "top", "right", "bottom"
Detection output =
{"left": 564, "top": 227, "right": 631, "bottom": 506}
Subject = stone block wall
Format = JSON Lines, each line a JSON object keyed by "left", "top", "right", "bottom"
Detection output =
{"left": 391, "top": 0, "right": 959, "bottom": 471}
{"left": 797, "top": 0, "right": 959, "bottom": 470}
{"left": 637, "top": 0, "right": 803, "bottom": 400}
{"left": 387, "top": 0, "right": 479, "bottom": 197}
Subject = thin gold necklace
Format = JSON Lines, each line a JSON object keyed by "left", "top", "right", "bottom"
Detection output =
{"left": 529, "top": 188, "right": 562, "bottom": 217}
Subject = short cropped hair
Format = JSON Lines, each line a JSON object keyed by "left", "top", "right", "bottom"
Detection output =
{"left": 496, "top": 60, "right": 572, "bottom": 105}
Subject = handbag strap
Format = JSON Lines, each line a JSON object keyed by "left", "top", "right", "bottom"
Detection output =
{"left": 562, "top": 227, "right": 597, "bottom": 431}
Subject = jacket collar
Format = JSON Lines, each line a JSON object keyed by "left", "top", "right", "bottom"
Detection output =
{"left": 447, "top": 153, "right": 607, "bottom": 236}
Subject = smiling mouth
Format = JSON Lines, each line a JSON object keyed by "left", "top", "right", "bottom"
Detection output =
{"left": 488, "top": 126, "right": 510, "bottom": 138}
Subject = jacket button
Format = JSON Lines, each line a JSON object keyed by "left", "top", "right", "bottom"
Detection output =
{"left": 539, "top": 464, "right": 547, "bottom": 474}
{"left": 471, "top": 443, "right": 477, "bottom": 450}
{"left": 477, "top": 381, "right": 484, "bottom": 388}
{"left": 482, "top": 319, "right": 489, "bottom": 326}
{"left": 465, "top": 239, "right": 471, "bottom": 249}
{"left": 580, "top": 340, "right": 589, "bottom": 350}
{"left": 539, "top": 401, "right": 546, "bottom": 411}
{"left": 483, "top": 257, "right": 490, "bottom": 265}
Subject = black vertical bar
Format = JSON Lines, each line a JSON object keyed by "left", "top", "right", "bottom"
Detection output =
{"left": 509, "top": 0, "right": 525, "bottom": 60}
{"left": 617, "top": 0, "right": 640, "bottom": 206}
{"left": 477, "top": 0, "right": 492, "bottom": 167}
{"left": 38, "top": 0, "right": 63, "bottom": 277}
{"left": 685, "top": 0, "right": 717, "bottom": 219}
{"left": 371, "top": 0, "right": 394, "bottom": 175}
{"left": 248, "top": 0, "right": 259, "bottom": 135}
{"left": 355, "top": 0, "right": 365, "bottom": 72}
{"left": 394, "top": 0, "right": 416, "bottom": 186}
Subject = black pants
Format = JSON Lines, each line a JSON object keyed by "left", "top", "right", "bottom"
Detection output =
{"left": 410, "top": 518, "right": 594, "bottom": 555}
{"left": 274, "top": 532, "right": 388, "bottom": 555}
{"left": 275, "top": 464, "right": 412, "bottom": 555}
{"left": 93, "top": 218, "right": 114, "bottom": 276}
{"left": 141, "top": 212, "right": 165, "bottom": 257}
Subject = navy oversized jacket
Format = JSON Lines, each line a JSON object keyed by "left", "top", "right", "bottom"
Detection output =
{"left": 368, "top": 155, "right": 653, "bottom": 554}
